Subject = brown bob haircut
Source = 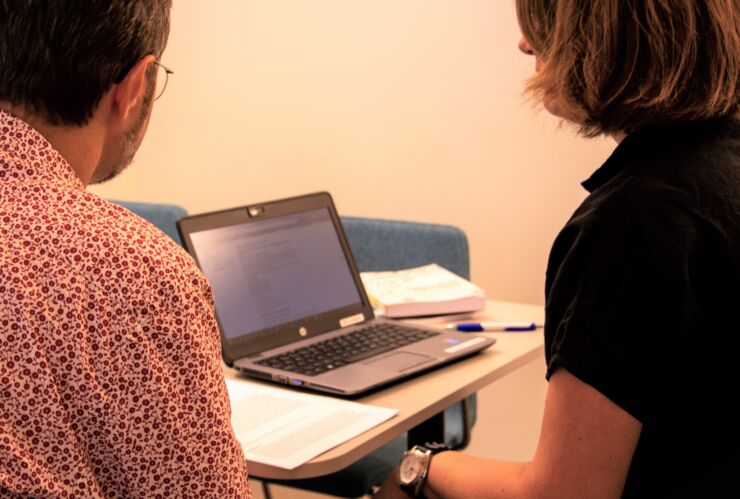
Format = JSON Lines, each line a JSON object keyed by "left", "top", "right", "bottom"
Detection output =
{"left": 516, "top": 0, "right": 740, "bottom": 137}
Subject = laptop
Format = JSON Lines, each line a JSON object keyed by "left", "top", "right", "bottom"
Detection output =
{"left": 177, "top": 192, "right": 495, "bottom": 396}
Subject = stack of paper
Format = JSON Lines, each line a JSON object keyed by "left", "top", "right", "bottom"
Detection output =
{"left": 225, "top": 379, "right": 398, "bottom": 470}
{"left": 360, "top": 263, "right": 486, "bottom": 318}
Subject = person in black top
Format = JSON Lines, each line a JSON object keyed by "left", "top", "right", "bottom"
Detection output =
{"left": 378, "top": 1, "right": 740, "bottom": 498}
{"left": 546, "top": 118, "right": 740, "bottom": 498}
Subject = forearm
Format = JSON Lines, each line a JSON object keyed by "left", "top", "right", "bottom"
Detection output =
{"left": 378, "top": 371, "right": 640, "bottom": 499}
{"left": 424, "top": 452, "right": 529, "bottom": 499}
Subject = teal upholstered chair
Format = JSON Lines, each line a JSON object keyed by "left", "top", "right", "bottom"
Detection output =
{"left": 114, "top": 201, "right": 477, "bottom": 498}
{"left": 341, "top": 217, "right": 470, "bottom": 279}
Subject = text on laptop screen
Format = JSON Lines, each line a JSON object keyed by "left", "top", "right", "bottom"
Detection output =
{"left": 188, "top": 208, "right": 362, "bottom": 340}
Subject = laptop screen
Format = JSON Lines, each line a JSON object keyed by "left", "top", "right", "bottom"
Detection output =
{"left": 188, "top": 207, "right": 362, "bottom": 341}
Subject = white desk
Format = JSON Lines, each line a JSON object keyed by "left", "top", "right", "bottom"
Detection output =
{"left": 225, "top": 300, "right": 544, "bottom": 480}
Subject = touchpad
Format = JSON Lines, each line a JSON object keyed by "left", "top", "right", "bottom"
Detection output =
{"left": 367, "top": 352, "right": 434, "bottom": 372}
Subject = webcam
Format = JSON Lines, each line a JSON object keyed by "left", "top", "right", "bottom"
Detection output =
{"left": 247, "top": 206, "right": 265, "bottom": 218}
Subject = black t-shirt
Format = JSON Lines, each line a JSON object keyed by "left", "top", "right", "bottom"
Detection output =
{"left": 545, "top": 118, "right": 740, "bottom": 497}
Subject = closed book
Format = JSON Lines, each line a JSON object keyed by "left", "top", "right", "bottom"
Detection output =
{"left": 360, "top": 263, "right": 486, "bottom": 318}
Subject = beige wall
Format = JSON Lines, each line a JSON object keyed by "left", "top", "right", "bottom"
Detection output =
{"left": 91, "top": 0, "right": 615, "bottom": 305}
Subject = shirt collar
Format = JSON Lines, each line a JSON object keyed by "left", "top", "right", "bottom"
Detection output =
{"left": 0, "top": 108, "right": 84, "bottom": 189}
{"left": 580, "top": 132, "right": 640, "bottom": 193}
{"left": 581, "top": 118, "right": 737, "bottom": 193}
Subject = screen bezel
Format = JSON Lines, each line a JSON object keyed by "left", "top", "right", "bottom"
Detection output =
{"left": 177, "top": 192, "right": 375, "bottom": 365}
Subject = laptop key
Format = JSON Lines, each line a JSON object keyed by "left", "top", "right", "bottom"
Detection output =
{"left": 256, "top": 324, "right": 440, "bottom": 375}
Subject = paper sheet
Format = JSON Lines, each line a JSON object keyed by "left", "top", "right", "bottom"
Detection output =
{"left": 225, "top": 379, "right": 398, "bottom": 469}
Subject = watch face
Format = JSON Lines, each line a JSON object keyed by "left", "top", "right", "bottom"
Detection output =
{"left": 400, "top": 454, "right": 422, "bottom": 484}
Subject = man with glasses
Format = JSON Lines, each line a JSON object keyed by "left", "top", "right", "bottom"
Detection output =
{"left": 0, "top": 2, "right": 252, "bottom": 497}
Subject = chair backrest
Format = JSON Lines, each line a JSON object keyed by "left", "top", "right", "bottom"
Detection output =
{"left": 340, "top": 216, "right": 470, "bottom": 279}
{"left": 112, "top": 200, "right": 188, "bottom": 246}
{"left": 111, "top": 202, "right": 471, "bottom": 280}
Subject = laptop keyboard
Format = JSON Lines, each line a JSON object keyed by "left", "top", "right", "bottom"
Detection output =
{"left": 256, "top": 323, "right": 440, "bottom": 377}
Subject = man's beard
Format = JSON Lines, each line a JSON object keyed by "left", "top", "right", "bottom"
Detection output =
{"left": 92, "top": 79, "right": 154, "bottom": 185}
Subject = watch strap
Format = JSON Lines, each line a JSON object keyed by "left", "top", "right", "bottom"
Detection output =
{"left": 424, "top": 441, "right": 452, "bottom": 455}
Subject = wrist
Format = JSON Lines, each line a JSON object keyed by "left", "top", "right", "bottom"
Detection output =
{"left": 424, "top": 450, "right": 453, "bottom": 498}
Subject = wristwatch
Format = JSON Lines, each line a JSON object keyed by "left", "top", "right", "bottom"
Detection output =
{"left": 398, "top": 443, "right": 451, "bottom": 497}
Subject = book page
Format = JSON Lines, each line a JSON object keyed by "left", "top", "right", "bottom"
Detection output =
{"left": 361, "top": 263, "right": 485, "bottom": 304}
{"left": 226, "top": 379, "right": 398, "bottom": 470}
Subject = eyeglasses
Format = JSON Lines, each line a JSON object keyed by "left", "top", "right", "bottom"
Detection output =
{"left": 152, "top": 60, "right": 174, "bottom": 101}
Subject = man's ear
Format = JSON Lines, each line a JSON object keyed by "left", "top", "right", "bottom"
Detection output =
{"left": 111, "top": 55, "right": 155, "bottom": 121}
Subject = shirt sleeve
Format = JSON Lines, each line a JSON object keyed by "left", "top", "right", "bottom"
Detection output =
{"left": 99, "top": 249, "right": 252, "bottom": 498}
{"left": 153, "top": 264, "right": 252, "bottom": 497}
{"left": 544, "top": 190, "right": 700, "bottom": 423}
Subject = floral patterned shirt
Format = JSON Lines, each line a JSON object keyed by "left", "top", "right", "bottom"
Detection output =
{"left": 0, "top": 110, "right": 251, "bottom": 498}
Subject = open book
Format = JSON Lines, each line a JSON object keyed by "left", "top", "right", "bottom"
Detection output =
{"left": 360, "top": 263, "right": 486, "bottom": 318}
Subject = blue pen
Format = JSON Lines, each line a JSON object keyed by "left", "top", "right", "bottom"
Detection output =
{"left": 446, "top": 321, "right": 538, "bottom": 332}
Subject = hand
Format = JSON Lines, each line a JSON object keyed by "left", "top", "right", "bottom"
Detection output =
{"left": 373, "top": 466, "right": 409, "bottom": 499}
